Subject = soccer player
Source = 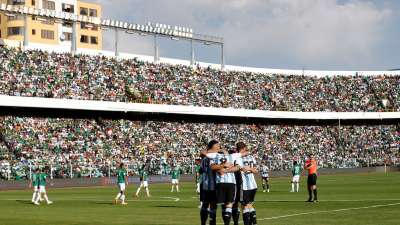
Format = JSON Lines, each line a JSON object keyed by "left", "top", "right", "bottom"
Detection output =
{"left": 291, "top": 161, "right": 301, "bottom": 192}
{"left": 114, "top": 163, "right": 128, "bottom": 205}
{"left": 210, "top": 143, "right": 244, "bottom": 225}
{"left": 236, "top": 142, "right": 258, "bottom": 225}
{"left": 171, "top": 164, "right": 181, "bottom": 192}
{"left": 195, "top": 158, "right": 202, "bottom": 194}
{"left": 29, "top": 168, "right": 40, "bottom": 204}
{"left": 34, "top": 168, "right": 53, "bottom": 205}
{"left": 260, "top": 164, "right": 270, "bottom": 192}
{"left": 199, "top": 140, "right": 220, "bottom": 225}
{"left": 135, "top": 165, "right": 150, "bottom": 198}
{"left": 305, "top": 154, "right": 318, "bottom": 202}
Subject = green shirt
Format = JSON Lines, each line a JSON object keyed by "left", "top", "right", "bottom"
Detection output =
{"left": 292, "top": 165, "right": 302, "bottom": 176}
{"left": 171, "top": 168, "right": 181, "bottom": 179}
{"left": 195, "top": 165, "right": 202, "bottom": 183}
{"left": 117, "top": 168, "right": 127, "bottom": 184}
{"left": 39, "top": 173, "right": 47, "bottom": 186}
{"left": 32, "top": 173, "right": 39, "bottom": 186}
{"left": 140, "top": 170, "right": 148, "bottom": 181}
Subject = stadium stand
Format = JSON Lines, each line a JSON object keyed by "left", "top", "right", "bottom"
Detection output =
{"left": 0, "top": 46, "right": 399, "bottom": 112}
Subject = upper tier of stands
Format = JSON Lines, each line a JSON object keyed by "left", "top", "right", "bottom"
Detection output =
{"left": 1, "top": 46, "right": 399, "bottom": 112}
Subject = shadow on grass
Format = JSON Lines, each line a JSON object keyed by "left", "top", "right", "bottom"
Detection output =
{"left": 16, "top": 200, "right": 34, "bottom": 205}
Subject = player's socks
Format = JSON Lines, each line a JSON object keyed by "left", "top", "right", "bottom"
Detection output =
{"left": 232, "top": 207, "right": 240, "bottom": 225}
{"left": 209, "top": 208, "right": 217, "bottom": 225}
{"left": 262, "top": 183, "right": 265, "bottom": 191}
{"left": 242, "top": 208, "right": 251, "bottom": 225}
{"left": 296, "top": 183, "right": 299, "bottom": 192}
{"left": 145, "top": 188, "right": 150, "bottom": 197}
{"left": 121, "top": 194, "right": 125, "bottom": 203}
{"left": 200, "top": 205, "right": 209, "bottom": 225}
{"left": 250, "top": 208, "right": 257, "bottom": 225}
{"left": 32, "top": 192, "right": 37, "bottom": 202}
{"left": 176, "top": 186, "right": 179, "bottom": 192}
{"left": 223, "top": 207, "right": 232, "bottom": 225}
{"left": 171, "top": 186, "right": 174, "bottom": 192}
{"left": 135, "top": 188, "right": 141, "bottom": 196}
{"left": 43, "top": 194, "right": 51, "bottom": 204}
{"left": 116, "top": 193, "right": 121, "bottom": 200}
{"left": 291, "top": 183, "right": 295, "bottom": 192}
{"left": 313, "top": 189, "right": 318, "bottom": 201}
{"left": 307, "top": 187, "right": 312, "bottom": 201}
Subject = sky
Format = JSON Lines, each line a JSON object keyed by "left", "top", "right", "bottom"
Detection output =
{"left": 88, "top": 0, "right": 400, "bottom": 71}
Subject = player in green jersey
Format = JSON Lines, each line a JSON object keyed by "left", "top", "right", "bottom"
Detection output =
{"left": 291, "top": 161, "right": 302, "bottom": 192}
{"left": 135, "top": 165, "right": 150, "bottom": 197}
{"left": 29, "top": 168, "right": 40, "bottom": 204}
{"left": 195, "top": 160, "right": 202, "bottom": 194}
{"left": 34, "top": 168, "right": 53, "bottom": 205}
{"left": 114, "top": 163, "right": 128, "bottom": 205}
{"left": 171, "top": 165, "right": 181, "bottom": 192}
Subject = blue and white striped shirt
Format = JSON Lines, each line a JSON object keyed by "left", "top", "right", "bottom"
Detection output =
{"left": 211, "top": 153, "right": 242, "bottom": 184}
{"left": 201, "top": 157, "right": 216, "bottom": 191}
{"left": 261, "top": 165, "right": 269, "bottom": 178}
{"left": 237, "top": 155, "right": 258, "bottom": 190}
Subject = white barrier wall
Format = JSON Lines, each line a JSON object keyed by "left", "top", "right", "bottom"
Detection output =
{"left": 1, "top": 95, "right": 399, "bottom": 120}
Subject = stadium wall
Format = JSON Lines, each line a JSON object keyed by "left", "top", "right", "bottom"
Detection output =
{"left": 1, "top": 167, "right": 399, "bottom": 191}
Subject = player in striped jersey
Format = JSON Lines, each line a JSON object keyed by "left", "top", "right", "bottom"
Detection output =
{"left": 260, "top": 164, "right": 270, "bottom": 192}
{"left": 199, "top": 140, "right": 221, "bottom": 225}
{"left": 236, "top": 142, "right": 258, "bottom": 225}
{"left": 210, "top": 144, "right": 246, "bottom": 225}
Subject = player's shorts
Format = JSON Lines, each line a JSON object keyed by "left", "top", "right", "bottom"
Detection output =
{"left": 216, "top": 183, "right": 236, "bottom": 204}
{"left": 118, "top": 183, "right": 126, "bottom": 191}
{"left": 262, "top": 176, "right": 269, "bottom": 181}
{"left": 33, "top": 186, "right": 39, "bottom": 192}
{"left": 292, "top": 175, "right": 300, "bottom": 183}
{"left": 171, "top": 179, "right": 179, "bottom": 184}
{"left": 140, "top": 181, "right": 149, "bottom": 188}
{"left": 39, "top": 186, "right": 46, "bottom": 193}
{"left": 240, "top": 189, "right": 257, "bottom": 204}
{"left": 307, "top": 174, "right": 317, "bottom": 186}
{"left": 200, "top": 188, "right": 217, "bottom": 203}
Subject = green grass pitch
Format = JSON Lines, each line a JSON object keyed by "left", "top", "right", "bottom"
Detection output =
{"left": 0, "top": 172, "right": 399, "bottom": 225}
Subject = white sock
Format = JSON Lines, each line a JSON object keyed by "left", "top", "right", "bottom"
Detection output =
{"left": 43, "top": 194, "right": 50, "bottom": 203}
{"left": 32, "top": 192, "right": 37, "bottom": 202}
{"left": 116, "top": 193, "right": 121, "bottom": 200}
{"left": 171, "top": 186, "right": 174, "bottom": 192}
{"left": 121, "top": 194, "right": 125, "bottom": 203}
{"left": 176, "top": 185, "right": 179, "bottom": 192}
{"left": 296, "top": 183, "right": 299, "bottom": 192}
{"left": 291, "top": 183, "right": 294, "bottom": 192}
{"left": 136, "top": 188, "right": 141, "bottom": 195}
{"left": 34, "top": 193, "right": 41, "bottom": 203}
{"left": 146, "top": 187, "right": 150, "bottom": 197}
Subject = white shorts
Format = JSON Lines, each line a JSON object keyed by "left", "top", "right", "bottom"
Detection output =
{"left": 33, "top": 186, "right": 39, "bottom": 192}
{"left": 292, "top": 175, "right": 300, "bottom": 183}
{"left": 118, "top": 183, "right": 126, "bottom": 191}
{"left": 39, "top": 186, "right": 46, "bottom": 193}
{"left": 140, "top": 181, "right": 148, "bottom": 188}
{"left": 172, "top": 179, "right": 179, "bottom": 184}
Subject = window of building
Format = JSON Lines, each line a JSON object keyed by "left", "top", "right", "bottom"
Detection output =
{"left": 80, "top": 7, "right": 88, "bottom": 16}
{"left": 41, "top": 29, "right": 54, "bottom": 39}
{"left": 80, "top": 35, "right": 89, "bottom": 43}
{"left": 41, "top": 19, "right": 55, "bottom": 25}
{"left": 31, "top": 0, "right": 35, "bottom": 6}
{"left": 42, "top": 0, "right": 55, "bottom": 10}
{"left": 7, "top": 27, "right": 23, "bottom": 36}
{"left": 92, "top": 25, "right": 98, "bottom": 31}
{"left": 32, "top": 29, "right": 36, "bottom": 35}
{"left": 7, "top": 0, "right": 25, "bottom": 5}
{"left": 62, "top": 21, "right": 73, "bottom": 28}
{"left": 7, "top": 15, "right": 24, "bottom": 21}
{"left": 80, "top": 22, "right": 88, "bottom": 29}
{"left": 90, "top": 36, "right": 98, "bottom": 45}
{"left": 62, "top": 3, "right": 74, "bottom": 13}
{"left": 62, "top": 32, "right": 72, "bottom": 41}
{"left": 89, "top": 9, "right": 97, "bottom": 17}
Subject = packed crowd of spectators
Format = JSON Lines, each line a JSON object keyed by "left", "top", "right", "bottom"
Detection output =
{"left": 0, "top": 46, "right": 399, "bottom": 112}
{"left": 0, "top": 116, "right": 398, "bottom": 180}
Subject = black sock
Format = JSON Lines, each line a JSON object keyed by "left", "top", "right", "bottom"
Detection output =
{"left": 267, "top": 184, "right": 270, "bottom": 189}
{"left": 200, "top": 206, "right": 209, "bottom": 225}
{"left": 232, "top": 207, "right": 240, "bottom": 225}
{"left": 209, "top": 208, "right": 216, "bottom": 225}
{"left": 251, "top": 210, "right": 257, "bottom": 225}
{"left": 313, "top": 189, "right": 318, "bottom": 201}
{"left": 308, "top": 187, "right": 312, "bottom": 201}
{"left": 223, "top": 208, "right": 232, "bottom": 225}
{"left": 243, "top": 211, "right": 251, "bottom": 225}
{"left": 262, "top": 183, "right": 265, "bottom": 190}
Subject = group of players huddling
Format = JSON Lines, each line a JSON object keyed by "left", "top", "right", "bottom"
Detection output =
{"left": 197, "top": 140, "right": 319, "bottom": 225}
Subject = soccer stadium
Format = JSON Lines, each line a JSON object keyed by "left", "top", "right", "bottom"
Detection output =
{"left": 0, "top": 1, "right": 399, "bottom": 225}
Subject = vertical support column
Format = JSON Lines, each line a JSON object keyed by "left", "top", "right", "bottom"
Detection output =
{"left": 221, "top": 43, "right": 225, "bottom": 70}
{"left": 115, "top": 28, "right": 119, "bottom": 57}
{"left": 23, "top": 15, "right": 29, "bottom": 49}
{"left": 190, "top": 39, "right": 195, "bottom": 66}
{"left": 154, "top": 34, "right": 159, "bottom": 63}
{"left": 71, "top": 22, "right": 77, "bottom": 55}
